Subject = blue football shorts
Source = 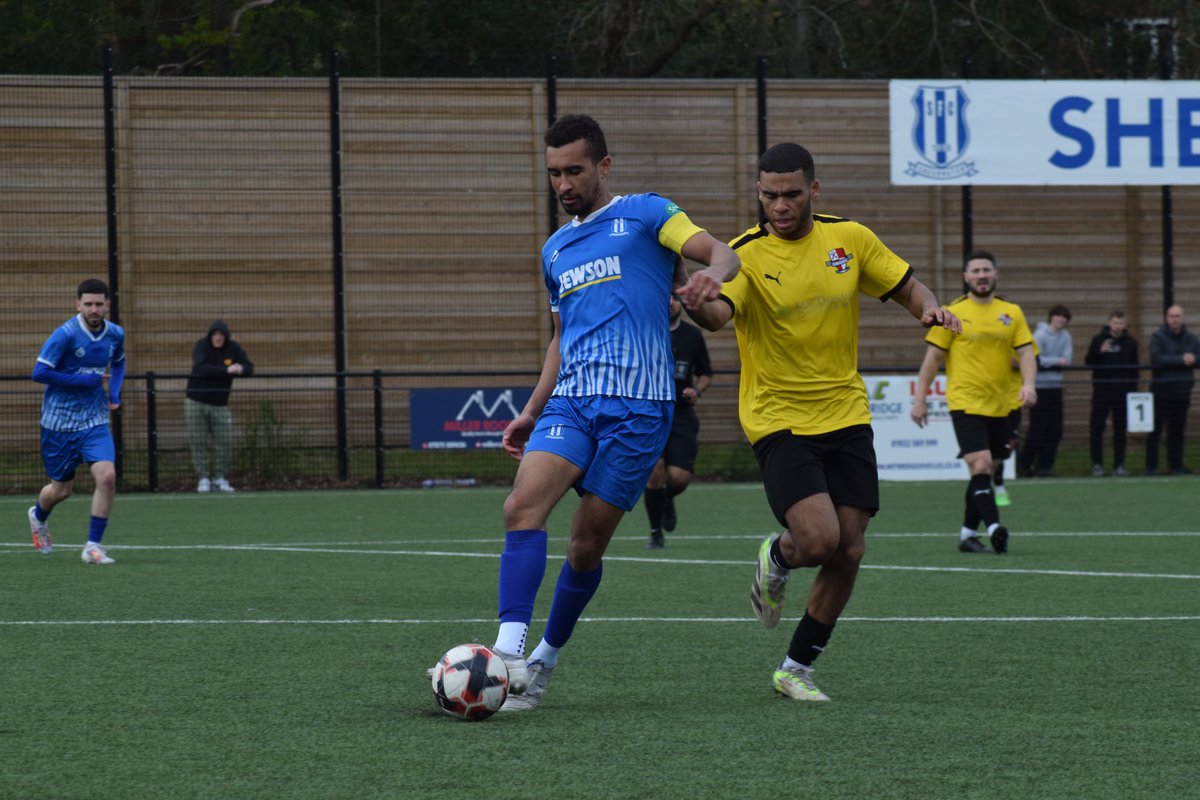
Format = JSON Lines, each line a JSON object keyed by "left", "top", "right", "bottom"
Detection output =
{"left": 41, "top": 425, "right": 115, "bottom": 482}
{"left": 525, "top": 394, "right": 673, "bottom": 511}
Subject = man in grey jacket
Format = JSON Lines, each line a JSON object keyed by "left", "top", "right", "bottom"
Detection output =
{"left": 1019, "top": 305, "right": 1072, "bottom": 477}
{"left": 1146, "top": 305, "right": 1200, "bottom": 475}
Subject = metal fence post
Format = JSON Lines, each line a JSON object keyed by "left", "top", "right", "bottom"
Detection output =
{"left": 146, "top": 372, "right": 159, "bottom": 491}
{"left": 756, "top": 56, "right": 768, "bottom": 224}
{"left": 103, "top": 45, "right": 124, "bottom": 481}
{"left": 545, "top": 54, "right": 558, "bottom": 233}
{"left": 329, "top": 50, "right": 349, "bottom": 480}
{"left": 373, "top": 370, "right": 384, "bottom": 488}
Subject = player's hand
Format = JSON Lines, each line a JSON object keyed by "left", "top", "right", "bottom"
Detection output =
{"left": 1020, "top": 386, "right": 1038, "bottom": 408}
{"left": 676, "top": 270, "right": 722, "bottom": 309}
{"left": 501, "top": 413, "right": 536, "bottom": 461}
{"left": 921, "top": 306, "right": 961, "bottom": 333}
{"left": 109, "top": 402, "right": 120, "bottom": 411}
{"left": 911, "top": 397, "right": 928, "bottom": 428}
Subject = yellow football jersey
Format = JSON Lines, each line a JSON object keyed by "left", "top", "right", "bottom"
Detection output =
{"left": 926, "top": 295, "right": 1034, "bottom": 417}
{"left": 720, "top": 216, "right": 912, "bottom": 443}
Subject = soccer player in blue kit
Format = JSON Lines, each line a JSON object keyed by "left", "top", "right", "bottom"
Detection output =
{"left": 28, "top": 279, "right": 126, "bottom": 564}
{"left": 492, "top": 115, "right": 740, "bottom": 710}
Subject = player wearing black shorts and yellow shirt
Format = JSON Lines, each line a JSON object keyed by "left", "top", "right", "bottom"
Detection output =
{"left": 912, "top": 250, "right": 1036, "bottom": 555}
{"left": 686, "top": 143, "right": 960, "bottom": 702}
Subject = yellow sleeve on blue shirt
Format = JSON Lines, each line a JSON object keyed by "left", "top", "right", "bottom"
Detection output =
{"left": 658, "top": 211, "right": 705, "bottom": 254}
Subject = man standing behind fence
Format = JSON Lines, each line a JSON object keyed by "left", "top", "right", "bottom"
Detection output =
{"left": 1085, "top": 310, "right": 1138, "bottom": 477}
{"left": 186, "top": 320, "right": 254, "bottom": 493}
{"left": 28, "top": 278, "right": 125, "bottom": 564}
{"left": 1019, "top": 305, "right": 1072, "bottom": 477}
{"left": 1145, "top": 305, "right": 1200, "bottom": 475}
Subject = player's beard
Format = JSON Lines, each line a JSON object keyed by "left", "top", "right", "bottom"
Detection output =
{"left": 967, "top": 281, "right": 994, "bottom": 299}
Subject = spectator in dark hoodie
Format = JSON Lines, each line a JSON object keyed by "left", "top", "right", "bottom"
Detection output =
{"left": 1145, "top": 305, "right": 1200, "bottom": 475}
{"left": 1084, "top": 310, "right": 1139, "bottom": 476}
{"left": 185, "top": 320, "right": 254, "bottom": 492}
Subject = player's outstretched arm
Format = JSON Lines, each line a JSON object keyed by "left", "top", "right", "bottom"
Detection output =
{"left": 893, "top": 277, "right": 961, "bottom": 333}
{"left": 676, "top": 233, "right": 739, "bottom": 309}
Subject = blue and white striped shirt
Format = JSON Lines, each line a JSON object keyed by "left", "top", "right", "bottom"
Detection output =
{"left": 37, "top": 315, "right": 126, "bottom": 431}
{"left": 543, "top": 194, "right": 690, "bottom": 401}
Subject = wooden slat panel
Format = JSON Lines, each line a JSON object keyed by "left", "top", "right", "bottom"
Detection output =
{"left": 4, "top": 76, "right": 1200, "bottom": 452}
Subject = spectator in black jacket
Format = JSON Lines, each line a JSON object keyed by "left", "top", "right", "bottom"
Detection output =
{"left": 1145, "top": 305, "right": 1200, "bottom": 475}
{"left": 1084, "top": 310, "right": 1139, "bottom": 476}
{"left": 185, "top": 320, "right": 254, "bottom": 492}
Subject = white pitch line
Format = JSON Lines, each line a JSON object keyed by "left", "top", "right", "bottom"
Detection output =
{"left": 1, "top": 614, "right": 1197, "bottom": 627}
{"left": 4, "top": 542, "right": 1198, "bottom": 580}
{"left": 4, "top": 530, "right": 1198, "bottom": 552}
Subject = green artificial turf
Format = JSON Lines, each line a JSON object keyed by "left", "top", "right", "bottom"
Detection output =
{"left": 1, "top": 478, "right": 1196, "bottom": 799}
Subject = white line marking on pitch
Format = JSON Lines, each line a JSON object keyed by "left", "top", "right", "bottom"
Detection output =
{"left": 4, "top": 542, "right": 1198, "bottom": 580}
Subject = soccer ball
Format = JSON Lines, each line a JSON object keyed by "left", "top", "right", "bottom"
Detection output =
{"left": 431, "top": 643, "right": 509, "bottom": 721}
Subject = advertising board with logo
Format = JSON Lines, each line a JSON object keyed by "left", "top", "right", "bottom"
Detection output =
{"left": 410, "top": 388, "right": 533, "bottom": 450}
{"left": 864, "top": 375, "right": 1013, "bottom": 481}
{"left": 889, "top": 80, "right": 1200, "bottom": 185}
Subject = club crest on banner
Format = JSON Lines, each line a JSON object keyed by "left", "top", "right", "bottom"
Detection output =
{"left": 907, "top": 85, "right": 977, "bottom": 180}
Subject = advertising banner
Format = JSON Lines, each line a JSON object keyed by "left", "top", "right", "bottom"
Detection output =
{"left": 865, "top": 374, "right": 1013, "bottom": 481}
{"left": 410, "top": 388, "right": 533, "bottom": 450}
{"left": 889, "top": 80, "right": 1200, "bottom": 185}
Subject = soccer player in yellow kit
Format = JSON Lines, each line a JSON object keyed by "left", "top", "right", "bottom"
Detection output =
{"left": 912, "top": 250, "right": 1037, "bottom": 554}
{"left": 686, "top": 143, "right": 960, "bottom": 701}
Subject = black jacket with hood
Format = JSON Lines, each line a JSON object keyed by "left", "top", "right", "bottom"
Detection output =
{"left": 185, "top": 320, "right": 254, "bottom": 406}
{"left": 1083, "top": 324, "right": 1139, "bottom": 389}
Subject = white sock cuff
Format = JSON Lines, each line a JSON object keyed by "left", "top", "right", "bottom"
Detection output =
{"left": 494, "top": 622, "right": 529, "bottom": 657}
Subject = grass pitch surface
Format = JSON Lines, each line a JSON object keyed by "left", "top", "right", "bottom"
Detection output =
{"left": 2, "top": 478, "right": 1197, "bottom": 799}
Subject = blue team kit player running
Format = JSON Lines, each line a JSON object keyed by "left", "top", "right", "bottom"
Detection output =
{"left": 426, "top": 114, "right": 741, "bottom": 710}
{"left": 28, "top": 279, "right": 126, "bottom": 565}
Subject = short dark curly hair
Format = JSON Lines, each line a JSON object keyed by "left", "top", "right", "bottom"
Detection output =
{"left": 758, "top": 143, "right": 815, "bottom": 182}
{"left": 77, "top": 278, "right": 109, "bottom": 298}
{"left": 545, "top": 114, "right": 608, "bottom": 162}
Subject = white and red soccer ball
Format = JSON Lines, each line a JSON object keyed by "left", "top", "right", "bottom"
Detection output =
{"left": 431, "top": 643, "right": 509, "bottom": 721}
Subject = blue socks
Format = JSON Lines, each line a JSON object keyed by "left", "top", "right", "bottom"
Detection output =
{"left": 33, "top": 503, "right": 49, "bottom": 523}
{"left": 88, "top": 515, "right": 108, "bottom": 544}
{"left": 543, "top": 561, "right": 603, "bottom": 648}
{"left": 497, "top": 529, "right": 548, "bottom": 624}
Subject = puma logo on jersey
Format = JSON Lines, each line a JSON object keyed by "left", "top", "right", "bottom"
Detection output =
{"left": 764, "top": 271, "right": 781, "bottom": 285}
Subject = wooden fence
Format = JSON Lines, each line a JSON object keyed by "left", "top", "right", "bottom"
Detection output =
{"left": 3, "top": 75, "right": 1198, "bottom": 459}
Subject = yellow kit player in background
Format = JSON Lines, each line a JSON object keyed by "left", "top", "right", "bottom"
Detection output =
{"left": 912, "top": 250, "right": 1036, "bottom": 554}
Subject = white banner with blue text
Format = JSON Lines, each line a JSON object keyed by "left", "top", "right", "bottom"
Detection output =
{"left": 889, "top": 80, "right": 1200, "bottom": 185}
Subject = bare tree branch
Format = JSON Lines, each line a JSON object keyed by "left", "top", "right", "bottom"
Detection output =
{"left": 232, "top": 0, "right": 278, "bottom": 38}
